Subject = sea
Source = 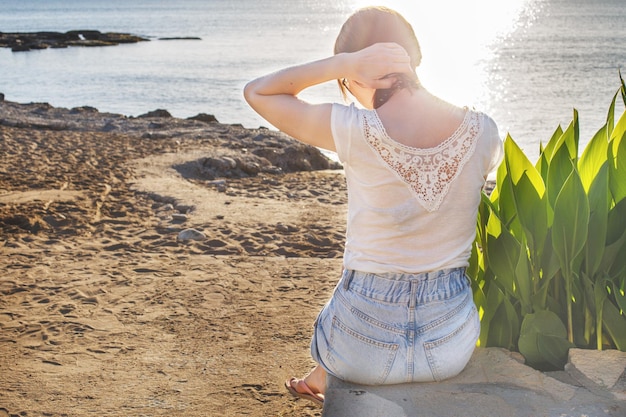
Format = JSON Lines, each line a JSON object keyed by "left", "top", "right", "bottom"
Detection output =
{"left": 1, "top": 0, "right": 625, "bottom": 162}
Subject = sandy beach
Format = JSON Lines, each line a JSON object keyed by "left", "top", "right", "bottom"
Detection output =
{"left": 0, "top": 100, "right": 348, "bottom": 416}
{"left": 4, "top": 99, "right": 625, "bottom": 417}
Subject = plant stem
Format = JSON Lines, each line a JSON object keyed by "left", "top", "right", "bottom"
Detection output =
{"left": 597, "top": 308, "right": 603, "bottom": 350}
{"left": 565, "top": 267, "right": 574, "bottom": 344}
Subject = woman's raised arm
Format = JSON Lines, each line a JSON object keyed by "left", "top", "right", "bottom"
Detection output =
{"left": 243, "top": 43, "right": 412, "bottom": 151}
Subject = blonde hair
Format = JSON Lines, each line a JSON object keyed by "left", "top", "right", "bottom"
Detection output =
{"left": 334, "top": 6, "right": 421, "bottom": 108}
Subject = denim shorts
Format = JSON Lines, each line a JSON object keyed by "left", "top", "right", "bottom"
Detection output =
{"left": 310, "top": 267, "right": 479, "bottom": 385}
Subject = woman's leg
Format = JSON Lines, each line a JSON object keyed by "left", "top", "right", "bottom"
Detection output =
{"left": 302, "top": 364, "right": 327, "bottom": 394}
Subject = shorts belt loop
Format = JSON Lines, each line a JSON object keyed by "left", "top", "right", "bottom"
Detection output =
{"left": 343, "top": 269, "right": 356, "bottom": 290}
{"left": 409, "top": 279, "right": 419, "bottom": 309}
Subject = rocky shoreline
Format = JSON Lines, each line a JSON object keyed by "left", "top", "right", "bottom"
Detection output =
{"left": 0, "top": 30, "right": 149, "bottom": 52}
{"left": 0, "top": 98, "right": 341, "bottom": 178}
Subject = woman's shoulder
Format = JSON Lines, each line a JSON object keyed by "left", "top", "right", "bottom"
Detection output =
{"left": 462, "top": 107, "right": 499, "bottom": 139}
{"left": 331, "top": 102, "right": 373, "bottom": 129}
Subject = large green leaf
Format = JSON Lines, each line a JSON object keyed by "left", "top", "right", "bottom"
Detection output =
{"left": 486, "top": 228, "right": 521, "bottom": 297}
{"left": 486, "top": 295, "right": 519, "bottom": 350}
{"left": 565, "top": 110, "right": 580, "bottom": 162}
{"left": 608, "top": 115, "right": 626, "bottom": 203}
{"left": 551, "top": 169, "right": 590, "bottom": 273}
{"left": 468, "top": 240, "right": 481, "bottom": 285}
{"left": 504, "top": 135, "right": 545, "bottom": 195}
{"left": 606, "top": 90, "right": 617, "bottom": 139}
{"left": 606, "top": 197, "right": 626, "bottom": 245}
{"left": 546, "top": 145, "right": 575, "bottom": 212}
{"left": 611, "top": 102, "right": 626, "bottom": 144}
{"left": 536, "top": 151, "right": 551, "bottom": 185}
{"left": 498, "top": 144, "right": 523, "bottom": 239}
{"left": 518, "top": 310, "right": 573, "bottom": 370}
{"left": 607, "top": 238, "right": 626, "bottom": 281}
{"left": 539, "top": 233, "right": 561, "bottom": 284}
{"left": 600, "top": 198, "right": 626, "bottom": 282}
{"left": 537, "top": 333, "right": 573, "bottom": 370}
{"left": 478, "top": 278, "right": 503, "bottom": 346}
{"left": 538, "top": 125, "right": 565, "bottom": 167}
{"left": 477, "top": 193, "right": 498, "bottom": 252}
{"left": 600, "top": 232, "right": 626, "bottom": 283}
{"left": 579, "top": 123, "right": 609, "bottom": 192}
{"left": 583, "top": 164, "right": 610, "bottom": 276}
{"left": 514, "top": 172, "right": 548, "bottom": 257}
{"left": 514, "top": 238, "right": 534, "bottom": 314}
{"left": 546, "top": 112, "right": 580, "bottom": 163}
{"left": 602, "top": 301, "right": 626, "bottom": 350}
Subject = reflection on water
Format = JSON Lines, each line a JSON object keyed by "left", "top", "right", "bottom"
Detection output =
{"left": 486, "top": 0, "right": 625, "bottom": 160}
{"left": 345, "top": 0, "right": 537, "bottom": 105}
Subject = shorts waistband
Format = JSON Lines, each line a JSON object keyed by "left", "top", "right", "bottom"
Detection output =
{"left": 340, "top": 267, "right": 469, "bottom": 305}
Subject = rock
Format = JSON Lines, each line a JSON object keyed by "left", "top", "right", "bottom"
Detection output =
{"left": 565, "top": 348, "right": 626, "bottom": 400}
{"left": 70, "top": 106, "right": 99, "bottom": 114}
{"left": 174, "top": 154, "right": 276, "bottom": 181}
{"left": 177, "top": 228, "right": 206, "bottom": 241}
{"left": 0, "top": 92, "right": 4, "bottom": 101}
{"left": 138, "top": 109, "right": 172, "bottom": 118}
{"left": 156, "top": 204, "right": 175, "bottom": 213}
{"left": 322, "top": 348, "right": 626, "bottom": 417}
{"left": 171, "top": 213, "right": 188, "bottom": 223}
{"left": 101, "top": 122, "right": 119, "bottom": 132}
{"left": 252, "top": 142, "right": 341, "bottom": 173}
{"left": 276, "top": 223, "right": 298, "bottom": 233}
{"left": 187, "top": 113, "right": 219, "bottom": 124}
{"left": 174, "top": 204, "right": 194, "bottom": 214}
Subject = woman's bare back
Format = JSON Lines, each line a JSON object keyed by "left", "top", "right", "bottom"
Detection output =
{"left": 375, "top": 88, "right": 467, "bottom": 149}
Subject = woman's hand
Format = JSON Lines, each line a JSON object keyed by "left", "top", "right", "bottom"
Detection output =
{"left": 347, "top": 43, "right": 413, "bottom": 89}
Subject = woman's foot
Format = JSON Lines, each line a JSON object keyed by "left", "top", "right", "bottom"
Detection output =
{"left": 284, "top": 377, "right": 324, "bottom": 406}
{"left": 284, "top": 365, "right": 327, "bottom": 406}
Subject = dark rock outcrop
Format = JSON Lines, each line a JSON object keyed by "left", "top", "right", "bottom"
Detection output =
{"left": 0, "top": 30, "right": 149, "bottom": 52}
{"left": 137, "top": 109, "right": 173, "bottom": 119}
{"left": 187, "top": 113, "right": 219, "bottom": 124}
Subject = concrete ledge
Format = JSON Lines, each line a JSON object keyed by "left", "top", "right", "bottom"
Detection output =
{"left": 322, "top": 348, "right": 626, "bottom": 417}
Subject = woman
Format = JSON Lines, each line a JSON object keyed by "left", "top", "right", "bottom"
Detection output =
{"left": 244, "top": 6, "right": 503, "bottom": 406}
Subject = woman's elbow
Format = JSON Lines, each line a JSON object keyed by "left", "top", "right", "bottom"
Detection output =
{"left": 243, "top": 79, "right": 260, "bottom": 107}
{"left": 243, "top": 81, "right": 253, "bottom": 105}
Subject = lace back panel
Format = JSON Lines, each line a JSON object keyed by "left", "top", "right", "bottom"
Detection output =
{"left": 362, "top": 110, "right": 482, "bottom": 212}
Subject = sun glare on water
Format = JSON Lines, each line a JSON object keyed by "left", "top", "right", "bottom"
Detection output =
{"left": 347, "top": 0, "right": 538, "bottom": 108}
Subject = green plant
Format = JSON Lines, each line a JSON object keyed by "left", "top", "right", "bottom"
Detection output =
{"left": 469, "top": 74, "right": 626, "bottom": 371}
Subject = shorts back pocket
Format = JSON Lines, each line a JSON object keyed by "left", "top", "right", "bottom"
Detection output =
{"left": 326, "top": 316, "right": 399, "bottom": 385}
{"left": 424, "top": 305, "right": 480, "bottom": 381}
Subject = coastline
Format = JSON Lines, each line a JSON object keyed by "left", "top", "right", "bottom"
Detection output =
{"left": 1, "top": 99, "right": 622, "bottom": 416}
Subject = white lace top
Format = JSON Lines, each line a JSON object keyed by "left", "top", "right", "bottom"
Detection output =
{"left": 363, "top": 108, "right": 480, "bottom": 212}
{"left": 331, "top": 103, "right": 502, "bottom": 274}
